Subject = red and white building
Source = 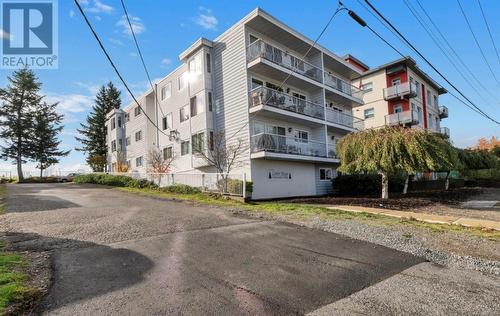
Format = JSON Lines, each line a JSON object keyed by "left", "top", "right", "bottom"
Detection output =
{"left": 347, "top": 56, "right": 449, "bottom": 137}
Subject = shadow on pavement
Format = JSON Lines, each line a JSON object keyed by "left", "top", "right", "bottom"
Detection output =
{"left": 1, "top": 232, "right": 154, "bottom": 313}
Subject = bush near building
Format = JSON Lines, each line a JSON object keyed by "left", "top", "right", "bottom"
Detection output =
{"left": 74, "top": 174, "right": 158, "bottom": 189}
{"left": 332, "top": 174, "right": 405, "bottom": 196}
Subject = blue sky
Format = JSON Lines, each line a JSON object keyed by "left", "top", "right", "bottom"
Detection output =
{"left": 1, "top": 0, "right": 499, "bottom": 173}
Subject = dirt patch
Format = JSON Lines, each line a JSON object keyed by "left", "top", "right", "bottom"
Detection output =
{"left": 290, "top": 188, "right": 500, "bottom": 222}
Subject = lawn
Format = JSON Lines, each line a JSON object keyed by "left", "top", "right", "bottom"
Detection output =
{"left": 118, "top": 187, "right": 500, "bottom": 241}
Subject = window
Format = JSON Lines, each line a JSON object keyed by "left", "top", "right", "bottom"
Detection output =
{"left": 394, "top": 105, "right": 403, "bottom": 113}
{"left": 292, "top": 91, "right": 306, "bottom": 100}
{"left": 163, "top": 146, "right": 173, "bottom": 159}
{"left": 192, "top": 132, "right": 205, "bottom": 153}
{"left": 180, "top": 105, "right": 189, "bottom": 122}
{"left": 209, "top": 131, "right": 214, "bottom": 150}
{"left": 319, "top": 168, "right": 333, "bottom": 181}
{"left": 111, "top": 140, "right": 117, "bottom": 152}
{"left": 181, "top": 140, "right": 190, "bottom": 156}
{"left": 189, "top": 54, "right": 202, "bottom": 74}
{"left": 135, "top": 130, "right": 142, "bottom": 142}
{"left": 270, "top": 126, "right": 286, "bottom": 136}
{"left": 208, "top": 92, "right": 213, "bottom": 112}
{"left": 125, "top": 113, "right": 130, "bottom": 122}
{"left": 361, "top": 82, "right": 373, "bottom": 92}
{"left": 126, "top": 136, "right": 131, "bottom": 146}
{"left": 162, "top": 113, "right": 173, "bottom": 130}
{"left": 249, "top": 34, "right": 258, "bottom": 43}
{"left": 111, "top": 118, "right": 116, "bottom": 130}
{"left": 134, "top": 106, "right": 141, "bottom": 116}
{"left": 118, "top": 138, "right": 123, "bottom": 149}
{"left": 206, "top": 53, "right": 211, "bottom": 73}
{"left": 136, "top": 156, "right": 143, "bottom": 167}
{"left": 190, "top": 96, "right": 203, "bottom": 117}
{"left": 415, "top": 80, "right": 420, "bottom": 98}
{"left": 251, "top": 78, "right": 263, "bottom": 89}
{"left": 178, "top": 72, "right": 188, "bottom": 91}
{"left": 265, "top": 81, "right": 283, "bottom": 92}
{"left": 392, "top": 78, "right": 401, "bottom": 86}
{"left": 433, "top": 95, "right": 438, "bottom": 108}
{"left": 294, "top": 130, "right": 308, "bottom": 143}
{"left": 426, "top": 90, "right": 432, "bottom": 107}
{"left": 117, "top": 116, "right": 122, "bottom": 128}
{"left": 161, "top": 82, "right": 171, "bottom": 100}
{"left": 364, "top": 108, "right": 375, "bottom": 119}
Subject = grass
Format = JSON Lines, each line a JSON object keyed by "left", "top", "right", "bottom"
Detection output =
{"left": 117, "top": 187, "right": 500, "bottom": 241}
{"left": 0, "top": 244, "right": 37, "bottom": 315}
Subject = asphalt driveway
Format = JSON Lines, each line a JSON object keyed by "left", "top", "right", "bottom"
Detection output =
{"left": 1, "top": 183, "right": 498, "bottom": 315}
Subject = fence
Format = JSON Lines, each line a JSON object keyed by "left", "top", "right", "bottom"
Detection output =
{"left": 107, "top": 172, "right": 248, "bottom": 197}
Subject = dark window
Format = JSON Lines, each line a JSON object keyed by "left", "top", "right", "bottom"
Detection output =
{"left": 208, "top": 92, "right": 213, "bottom": 112}
{"left": 206, "top": 53, "right": 211, "bottom": 73}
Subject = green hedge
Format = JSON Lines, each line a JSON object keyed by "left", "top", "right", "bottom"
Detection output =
{"left": 216, "top": 178, "right": 253, "bottom": 194}
{"left": 332, "top": 174, "right": 405, "bottom": 196}
{"left": 74, "top": 173, "right": 158, "bottom": 189}
{"left": 161, "top": 184, "right": 201, "bottom": 194}
{"left": 21, "top": 177, "right": 59, "bottom": 183}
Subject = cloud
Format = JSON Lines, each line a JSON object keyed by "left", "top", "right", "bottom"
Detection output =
{"left": 84, "top": 0, "right": 114, "bottom": 15}
{"left": 75, "top": 82, "right": 101, "bottom": 95}
{"left": 45, "top": 93, "right": 94, "bottom": 114}
{"left": 116, "top": 14, "right": 145, "bottom": 36}
{"left": 69, "top": 10, "right": 75, "bottom": 18}
{"left": 161, "top": 58, "right": 171, "bottom": 67}
{"left": 194, "top": 7, "right": 218, "bottom": 30}
{"left": 109, "top": 38, "right": 124, "bottom": 46}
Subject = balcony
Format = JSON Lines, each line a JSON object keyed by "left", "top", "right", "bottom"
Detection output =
{"left": 439, "top": 105, "right": 448, "bottom": 119}
{"left": 251, "top": 133, "right": 335, "bottom": 161}
{"left": 249, "top": 86, "right": 324, "bottom": 120}
{"left": 385, "top": 110, "right": 419, "bottom": 126}
{"left": 440, "top": 127, "right": 450, "bottom": 138}
{"left": 383, "top": 82, "right": 417, "bottom": 100}
{"left": 247, "top": 39, "right": 323, "bottom": 83}
{"left": 327, "top": 144, "right": 337, "bottom": 159}
{"left": 324, "top": 72, "right": 363, "bottom": 100}
{"left": 325, "top": 108, "right": 364, "bottom": 130}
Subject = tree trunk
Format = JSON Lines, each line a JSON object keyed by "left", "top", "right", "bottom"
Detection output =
{"left": 445, "top": 171, "right": 450, "bottom": 191}
{"left": 17, "top": 154, "right": 24, "bottom": 182}
{"left": 381, "top": 172, "right": 389, "bottom": 199}
{"left": 40, "top": 167, "right": 43, "bottom": 179}
{"left": 403, "top": 174, "right": 409, "bottom": 195}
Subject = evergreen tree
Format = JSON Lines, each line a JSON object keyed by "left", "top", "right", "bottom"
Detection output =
{"left": 31, "top": 102, "right": 70, "bottom": 178}
{"left": 0, "top": 68, "right": 42, "bottom": 181}
{"left": 76, "top": 82, "right": 121, "bottom": 172}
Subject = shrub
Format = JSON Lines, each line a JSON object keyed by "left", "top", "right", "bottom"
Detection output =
{"left": 74, "top": 173, "right": 157, "bottom": 189}
{"left": 21, "top": 177, "right": 59, "bottom": 183}
{"left": 216, "top": 178, "right": 253, "bottom": 195}
{"left": 161, "top": 184, "right": 201, "bottom": 194}
{"left": 332, "top": 174, "right": 405, "bottom": 196}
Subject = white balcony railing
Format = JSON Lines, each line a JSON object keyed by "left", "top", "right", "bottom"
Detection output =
{"left": 383, "top": 82, "right": 418, "bottom": 100}
{"left": 440, "top": 127, "right": 450, "bottom": 137}
{"left": 248, "top": 86, "right": 324, "bottom": 120}
{"left": 324, "top": 72, "right": 363, "bottom": 100}
{"left": 251, "top": 133, "right": 329, "bottom": 158}
{"left": 439, "top": 105, "right": 448, "bottom": 118}
{"left": 246, "top": 39, "right": 323, "bottom": 82}
{"left": 385, "top": 110, "right": 419, "bottom": 126}
{"left": 325, "top": 107, "right": 364, "bottom": 130}
{"left": 327, "top": 144, "right": 337, "bottom": 159}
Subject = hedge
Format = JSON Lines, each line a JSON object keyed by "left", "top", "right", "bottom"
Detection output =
{"left": 74, "top": 173, "right": 158, "bottom": 189}
{"left": 332, "top": 174, "right": 405, "bottom": 196}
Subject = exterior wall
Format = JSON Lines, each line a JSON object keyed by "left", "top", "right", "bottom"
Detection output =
{"left": 352, "top": 69, "right": 388, "bottom": 128}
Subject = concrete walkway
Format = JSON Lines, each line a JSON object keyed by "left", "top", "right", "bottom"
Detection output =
{"left": 320, "top": 205, "right": 500, "bottom": 231}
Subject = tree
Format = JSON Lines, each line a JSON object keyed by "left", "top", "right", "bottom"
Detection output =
{"left": 0, "top": 68, "right": 42, "bottom": 181}
{"left": 456, "top": 148, "right": 497, "bottom": 171}
{"left": 472, "top": 136, "right": 500, "bottom": 151}
{"left": 147, "top": 148, "right": 176, "bottom": 185}
{"left": 31, "top": 102, "right": 70, "bottom": 178}
{"left": 191, "top": 130, "right": 247, "bottom": 192}
{"left": 337, "top": 126, "right": 459, "bottom": 199}
{"left": 76, "top": 82, "right": 121, "bottom": 172}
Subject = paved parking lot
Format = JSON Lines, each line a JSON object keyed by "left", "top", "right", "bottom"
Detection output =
{"left": 1, "top": 183, "right": 498, "bottom": 315}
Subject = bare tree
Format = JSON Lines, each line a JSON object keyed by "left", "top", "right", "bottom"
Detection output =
{"left": 147, "top": 148, "right": 176, "bottom": 185}
{"left": 192, "top": 130, "right": 247, "bottom": 192}
{"left": 113, "top": 151, "right": 129, "bottom": 173}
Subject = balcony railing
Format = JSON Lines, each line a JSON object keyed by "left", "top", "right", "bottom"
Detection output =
{"left": 440, "top": 127, "right": 450, "bottom": 138}
{"left": 439, "top": 105, "right": 448, "bottom": 119}
{"left": 385, "top": 110, "right": 419, "bottom": 126}
{"left": 325, "top": 107, "right": 364, "bottom": 130}
{"left": 327, "top": 144, "right": 338, "bottom": 159}
{"left": 324, "top": 72, "right": 363, "bottom": 100}
{"left": 383, "top": 82, "right": 418, "bottom": 100}
{"left": 251, "top": 133, "right": 328, "bottom": 158}
{"left": 247, "top": 39, "right": 323, "bottom": 82}
{"left": 249, "top": 86, "right": 324, "bottom": 120}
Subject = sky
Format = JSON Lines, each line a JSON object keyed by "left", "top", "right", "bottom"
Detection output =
{"left": 0, "top": 0, "right": 499, "bottom": 174}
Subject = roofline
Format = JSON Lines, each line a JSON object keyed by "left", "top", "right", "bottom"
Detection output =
{"left": 342, "top": 54, "right": 370, "bottom": 70}
{"left": 356, "top": 56, "right": 447, "bottom": 94}
{"left": 178, "top": 37, "right": 213, "bottom": 61}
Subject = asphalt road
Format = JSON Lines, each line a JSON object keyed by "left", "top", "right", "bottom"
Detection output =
{"left": 1, "top": 183, "right": 498, "bottom": 315}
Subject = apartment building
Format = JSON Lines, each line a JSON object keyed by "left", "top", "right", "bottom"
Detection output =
{"left": 348, "top": 56, "right": 449, "bottom": 136}
{"left": 105, "top": 8, "right": 365, "bottom": 199}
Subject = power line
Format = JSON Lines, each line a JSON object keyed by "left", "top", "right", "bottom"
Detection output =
{"left": 226, "top": 2, "right": 348, "bottom": 142}
{"left": 402, "top": 0, "right": 492, "bottom": 106}
{"left": 456, "top": 0, "right": 500, "bottom": 89}
{"left": 73, "top": 0, "right": 170, "bottom": 137}
{"left": 414, "top": 0, "right": 499, "bottom": 103}
{"left": 361, "top": 0, "right": 499, "bottom": 125}
{"left": 120, "top": 0, "right": 165, "bottom": 120}
{"left": 477, "top": 0, "right": 500, "bottom": 67}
